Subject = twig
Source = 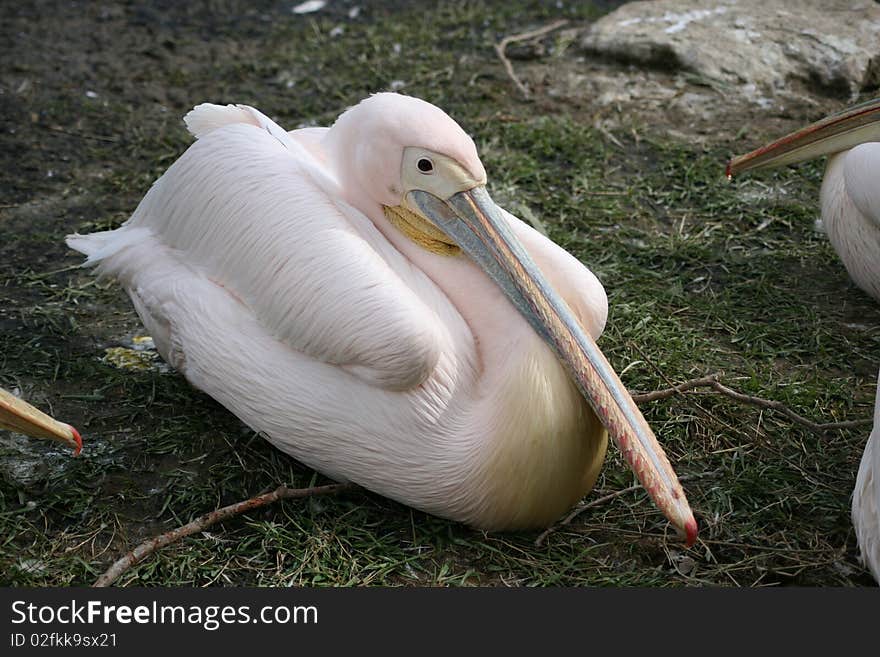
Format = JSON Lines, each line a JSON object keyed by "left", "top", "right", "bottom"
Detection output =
{"left": 535, "top": 471, "right": 719, "bottom": 546}
{"left": 630, "top": 373, "right": 873, "bottom": 434}
{"left": 93, "top": 482, "right": 355, "bottom": 587}
{"left": 47, "top": 125, "right": 118, "bottom": 143}
{"left": 710, "top": 379, "right": 872, "bottom": 433}
{"left": 494, "top": 19, "right": 568, "bottom": 99}
{"left": 594, "top": 123, "right": 624, "bottom": 149}
{"left": 534, "top": 484, "right": 641, "bottom": 546}
{"left": 628, "top": 340, "right": 679, "bottom": 391}
{"left": 630, "top": 373, "right": 721, "bottom": 403}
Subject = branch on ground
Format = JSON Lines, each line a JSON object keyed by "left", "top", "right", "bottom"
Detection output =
{"left": 93, "top": 482, "right": 356, "bottom": 587}
{"left": 494, "top": 19, "right": 568, "bottom": 99}
{"left": 630, "top": 372, "right": 873, "bottom": 434}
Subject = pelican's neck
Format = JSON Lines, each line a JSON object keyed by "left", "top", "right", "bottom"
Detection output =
{"left": 319, "top": 134, "right": 503, "bottom": 353}
{"left": 369, "top": 200, "right": 526, "bottom": 366}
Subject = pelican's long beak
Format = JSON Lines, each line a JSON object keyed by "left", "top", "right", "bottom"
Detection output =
{"left": 408, "top": 186, "right": 697, "bottom": 546}
{"left": 0, "top": 387, "right": 82, "bottom": 456}
{"left": 727, "top": 97, "right": 880, "bottom": 177}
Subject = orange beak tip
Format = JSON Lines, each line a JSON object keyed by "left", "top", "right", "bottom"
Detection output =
{"left": 70, "top": 426, "right": 83, "bottom": 457}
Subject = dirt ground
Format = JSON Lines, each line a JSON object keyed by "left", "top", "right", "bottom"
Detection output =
{"left": 1, "top": 1, "right": 878, "bottom": 587}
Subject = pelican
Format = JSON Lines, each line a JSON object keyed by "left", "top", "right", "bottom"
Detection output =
{"left": 0, "top": 387, "right": 82, "bottom": 455}
{"left": 727, "top": 97, "right": 880, "bottom": 302}
{"left": 728, "top": 98, "right": 880, "bottom": 583}
{"left": 66, "top": 93, "right": 696, "bottom": 543}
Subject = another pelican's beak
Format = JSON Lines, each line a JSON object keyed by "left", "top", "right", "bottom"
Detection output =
{"left": 408, "top": 186, "right": 698, "bottom": 546}
{"left": 727, "top": 97, "right": 880, "bottom": 177}
{"left": 0, "top": 387, "right": 82, "bottom": 456}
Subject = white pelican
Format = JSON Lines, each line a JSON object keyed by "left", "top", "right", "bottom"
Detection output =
{"left": 67, "top": 93, "right": 696, "bottom": 543}
{"left": 727, "top": 97, "right": 880, "bottom": 302}
{"left": 728, "top": 98, "right": 880, "bottom": 582}
{"left": 0, "top": 387, "right": 82, "bottom": 455}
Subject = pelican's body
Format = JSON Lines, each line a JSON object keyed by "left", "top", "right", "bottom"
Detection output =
{"left": 818, "top": 144, "right": 880, "bottom": 302}
{"left": 68, "top": 94, "right": 695, "bottom": 538}
{"left": 852, "top": 370, "right": 880, "bottom": 582}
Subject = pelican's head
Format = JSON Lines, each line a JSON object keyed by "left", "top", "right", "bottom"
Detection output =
{"left": 0, "top": 388, "right": 82, "bottom": 456}
{"left": 325, "top": 92, "right": 489, "bottom": 256}
{"left": 327, "top": 92, "right": 697, "bottom": 545}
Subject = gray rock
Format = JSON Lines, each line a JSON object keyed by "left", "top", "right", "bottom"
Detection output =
{"left": 582, "top": 0, "right": 880, "bottom": 100}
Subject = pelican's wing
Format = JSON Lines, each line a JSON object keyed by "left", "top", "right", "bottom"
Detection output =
{"left": 68, "top": 108, "right": 444, "bottom": 391}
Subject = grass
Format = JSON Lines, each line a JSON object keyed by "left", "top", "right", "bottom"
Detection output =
{"left": 1, "top": 0, "right": 878, "bottom": 587}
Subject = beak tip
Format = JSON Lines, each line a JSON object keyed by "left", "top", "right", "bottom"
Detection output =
{"left": 684, "top": 516, "right": 698, "bottom": 548}
{"left": 724, "top": 159, "right": 733, "bottom": 181}
{"left": 70, "top": 426, "right": 82, "bottom": 457}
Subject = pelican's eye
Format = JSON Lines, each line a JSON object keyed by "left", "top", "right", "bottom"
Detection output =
{"left": 417, "top": 157, "right": 434, "bottom": 174}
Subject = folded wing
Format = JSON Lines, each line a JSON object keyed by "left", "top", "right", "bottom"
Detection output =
{"left": 67, "top": 108, "right": 447, "bottom": 391}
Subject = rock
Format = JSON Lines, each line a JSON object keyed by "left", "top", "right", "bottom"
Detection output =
{"left": 581, "top": 0, "right": 880, "bottom": 100}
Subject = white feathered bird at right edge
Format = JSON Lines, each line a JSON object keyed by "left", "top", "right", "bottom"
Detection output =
{"left": 726, "top": 96, "right": 880, "bottom": 302}
{"left": 727, "top": 97, "right": 880, "bottom": 583}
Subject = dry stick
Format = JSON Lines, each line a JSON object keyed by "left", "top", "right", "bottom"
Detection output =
{"left": 630, "top": 373, "right": 721, "bottom": 404}
{"left": 494, "top": 19, "right": 569, "bottom": 99}
{"left": 93, "top": 482, "right": 355, "bottom": 587}
{"left": 709, "top": 379, "right": 872, "bottom": 433}
{"left": 47, "top": 125, "right": 118, "bottom": 143}
{"left": 534, "top": 484, "right": 640, "bottom": 547}
{"left": 630, "top": 373, "right": 873, "bottom": 433}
